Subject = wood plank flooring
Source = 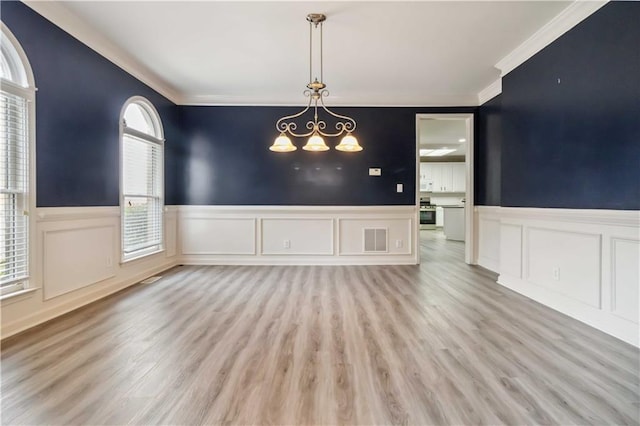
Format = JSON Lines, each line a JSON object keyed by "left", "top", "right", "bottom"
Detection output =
{"left": 2, "top": 230, "right": 639, "bottom": 425}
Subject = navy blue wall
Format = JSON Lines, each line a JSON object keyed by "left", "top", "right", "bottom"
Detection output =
{"left": 1, "top": 1, "right": 181, "bottom": 207}
{"left": 179, "top": 106, "right": 476, "bottom": 205}
{"left": 478, "top": 2, "right": 640, "bottom": 210}
{"left": 475, "top": 94, "right": 502, "bottom": 206}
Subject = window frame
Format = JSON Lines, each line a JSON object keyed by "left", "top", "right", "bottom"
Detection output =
{"left": 119, "top": 97, "right": 165, "bottom": 263}
{"left": 0, "top": 22, "right": 36, "bottom": 300}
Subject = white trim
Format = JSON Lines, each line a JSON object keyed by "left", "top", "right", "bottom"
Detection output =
{"left": 475, "top": 205, "right": 640, "bottom": 347}
{"left": 178, "top": 205, "right": 416, "bottom": 215}
{"left": 179, "top": 95, "right": 479, "bottom": 108}
{"left": 0, "top": 287, "right": 39, "bottom": 305}
{"left": 177, "top": 205, "right": 418, "bottom": 265}
{"left": 0, "top": 22, "right": 36, "bottom": 89}
{"left": 179, "top": 255, "right": 418, "bottom": 266}
{"left": 0, "top": 23, "right": 37, "bottom": 300}
{"left": 119, "top": 96, "right": 165, "bottom": 263}
{"left": 36, "top": 206, "right": 120, "bottom": 221}
{"left": 495, "top": 0, "right": 608, "bottom": 77}
{"left": 494, "top": 206, "right": 639, "bottom": 228}
{"left": 22, "top": 0, "right": 182, "bottom": 104}
{"left": 415, "top": 113, "right": 475, "bottom": 265}
{"left": 477, "top": 79, "right": 502, "bottom": 105}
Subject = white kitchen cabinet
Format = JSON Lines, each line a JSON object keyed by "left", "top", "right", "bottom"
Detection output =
{"left": 451, "top": 163, "right": 466, "bottom": 192}
{"left": 419, "top": 163, "right": 429, "bottom": 191}
{"left": 421, "top": 162, "right": 465, "bottom": 193}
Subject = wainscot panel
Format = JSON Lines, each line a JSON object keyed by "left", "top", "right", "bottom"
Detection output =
{"left": 475, "top": 206, "right": 640, "bottom": 346}
{"left": 177, "top": 206, "right": 417, "bottom": 265}
{"left": 1, "top": 206, "right": 179, "bottom": 339}
{"left": 610, "top": 238, "right": 640, "bottom": 324}
{"left": 476, "top": 207, "right": 501, "bottom": 272}
{"left": 42, "top": 223, "right": 116, "bottom": 300}
{"left": 181, "top": 217, "right": 256, "bottom": 255}
{"left": 262, "top": 219, "right": 333, "bottom": 256}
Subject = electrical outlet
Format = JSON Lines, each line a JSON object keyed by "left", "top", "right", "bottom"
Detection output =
{"left": 552, "top": 267, "right": 560, "bottom": 281}
{"left": 395, "top": 239, "right": 403, "bottom": 248}
{"left": 284, "top": 239, "right": 291, "bottom": 249}
{"left": 106, "top": 257, "right": 112, "bottom": 267}
{"left": 396, "top": 183, "right": 403, "bottom": 193}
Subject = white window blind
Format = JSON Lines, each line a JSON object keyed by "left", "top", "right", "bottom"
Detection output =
{"left": 122, "top": 102, "right": 163, "bottom": 260}
{"left": 0, "top": 90, "right": 28, "bottom": 294}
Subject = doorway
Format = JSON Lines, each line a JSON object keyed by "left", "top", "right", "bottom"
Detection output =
{"left": 415, "top": 113, "right": 475, "bottom": 264}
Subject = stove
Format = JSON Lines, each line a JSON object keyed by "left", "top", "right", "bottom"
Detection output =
{"left": 419, "top": 200, "right": 436, "bottom": 230}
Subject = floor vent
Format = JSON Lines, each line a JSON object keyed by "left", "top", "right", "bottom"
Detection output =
{"left": 363, "top": 228, "right": 388, "bottom": 253}
{"left": 140, "top": 276, "right": 162, "bottom": 284}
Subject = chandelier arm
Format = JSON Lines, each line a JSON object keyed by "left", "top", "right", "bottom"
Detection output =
{"left": 275, "top": 93, "right": 314, "bottom": 137}
{"left": 318, "top": 92, "right": 357, "bottom": 135}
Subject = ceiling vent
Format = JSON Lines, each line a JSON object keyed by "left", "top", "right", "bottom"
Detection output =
{"left": 364, "top": 228, "right": 388, "bottom": 253}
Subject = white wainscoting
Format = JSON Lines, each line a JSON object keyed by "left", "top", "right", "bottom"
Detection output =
{"left": 1, "top": 206, "right": 179, "bottom": 339}
{"left": 475, "top": 206, "right": 640, "bottom": 346}
{"left": 262, "top": 218, "right": 334, "bottom": 256}
{"left": 178, "top": 206, "right": 417, "bottom": 265}
{"left": 42, "top": 222, "right": 116, "bottom": 300}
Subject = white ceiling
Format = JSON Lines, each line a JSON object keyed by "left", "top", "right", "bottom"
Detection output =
{"left": 419, "top": 118, "right": 467, "bottom": 157}
{"left": 49, "top": 1, "right": 572, "bottom": 106}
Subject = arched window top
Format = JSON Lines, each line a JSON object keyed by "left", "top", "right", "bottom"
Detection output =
{"left": 1, "top": 22, "right": 34, "bottom": 89}
{"left": 122, "top": 97, "right": 163, "bottom": 139}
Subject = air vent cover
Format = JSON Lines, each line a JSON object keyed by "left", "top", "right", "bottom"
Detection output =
{"left": 364, "top": 228, "right": 388, "bottom": 253}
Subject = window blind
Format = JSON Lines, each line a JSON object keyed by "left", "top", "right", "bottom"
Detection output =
{"left": 122, "top": 134, "right": 162, "bottom": 256}
{"left": 0, "top": 90, "right": 28, "bottom": 293}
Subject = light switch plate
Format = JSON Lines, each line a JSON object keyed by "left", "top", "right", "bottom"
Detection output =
{"left": 369, "top": 168, "right": 382, "bottom": 176}
{"left": 396, "top": 183, "right": 403, "bottom": 193}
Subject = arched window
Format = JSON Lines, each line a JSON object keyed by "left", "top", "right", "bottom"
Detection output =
{"left": 1, "top": 23, "right": 35, "bottom": 297}
{"left": 120, "top": 97, "right": 164, "bottom": 261}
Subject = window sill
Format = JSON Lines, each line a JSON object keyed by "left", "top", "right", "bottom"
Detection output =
{"left": 0, "top": 287, "right": 39, "bottom": 306}
{"left": 121, "top": 247, "right": 164, "bottom": 265}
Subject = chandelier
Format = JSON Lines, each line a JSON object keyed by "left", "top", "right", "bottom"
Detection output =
{"left": 269, "top": 13, "right": 362, "bottom": 153}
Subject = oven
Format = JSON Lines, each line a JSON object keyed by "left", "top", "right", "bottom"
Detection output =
{"left": 420, "top": 203, "right": 436, "bottom": 230}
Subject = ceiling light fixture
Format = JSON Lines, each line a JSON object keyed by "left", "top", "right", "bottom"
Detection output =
{"left": 421, "top": 148, "right": 457, "bottom": 157}
{"left": 269, "top": 14, "right": 362, "bottom": 153}
{"left": 458, "top": 138, "right": 467, "bottom": 143}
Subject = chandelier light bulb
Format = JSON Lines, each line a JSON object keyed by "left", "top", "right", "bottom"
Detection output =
{"left": 269, "top": 134, "right": 297, "bottom": 152}
{"left": 335, "top": 133, "right": 363, "bottom": 152}
{"left": 303, "top": 133, "right": 329, "bottom": 151}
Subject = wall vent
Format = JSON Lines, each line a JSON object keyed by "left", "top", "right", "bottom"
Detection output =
{"left": 363, "top": 228, "right": 388, "bottom": 253}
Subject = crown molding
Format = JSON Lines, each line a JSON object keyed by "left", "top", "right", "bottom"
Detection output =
{"left": 495, "top": 0, "right": 608, "bottom": 77}
{"left": 477, "top": 79, "right": 502, "bottom": 105}
{"left": 179, "top": 93, "right": 480, "bottom": 107}
{"left": 22, "top": 0, "right": 183, "bottom": 104}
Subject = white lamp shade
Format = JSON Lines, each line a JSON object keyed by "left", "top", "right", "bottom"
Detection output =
{"left": 269, "top": 134, "right": 297, "bottom": 152}
{"left": 303, "top": 134, "right": 329, "bottom": 151}
{"left": 335, "top": 134, "right": 363, "bottom": 152}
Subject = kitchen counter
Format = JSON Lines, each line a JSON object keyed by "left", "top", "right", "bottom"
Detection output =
{"left": 442, "top": 206, "right": 465, "bottom": 241}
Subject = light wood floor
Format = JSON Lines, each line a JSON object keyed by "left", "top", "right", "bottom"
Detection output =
{"left": 2, "top": 231, "right": 639, "bottom": 425}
